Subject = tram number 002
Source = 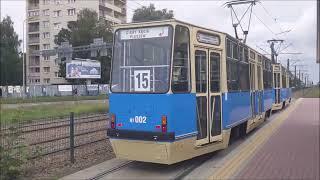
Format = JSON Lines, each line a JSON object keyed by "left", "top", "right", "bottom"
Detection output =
{"left": 129, "top": 116, "right": 147, "bottom": 124}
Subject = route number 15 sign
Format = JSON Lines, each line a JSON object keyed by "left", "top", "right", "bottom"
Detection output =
{"left": 134, "top": 70, "right": 151, "bottom": 92}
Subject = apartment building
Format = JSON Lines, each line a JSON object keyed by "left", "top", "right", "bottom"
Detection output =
{"left": 26, "top": 0, "right": 127, "bottom": 85}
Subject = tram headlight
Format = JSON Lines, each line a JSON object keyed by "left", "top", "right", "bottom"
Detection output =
{"left": 111, "top": 114, "right": 116, "bottom": 129}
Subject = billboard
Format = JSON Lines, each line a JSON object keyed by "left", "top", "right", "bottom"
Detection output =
{"left": 66, "top": 60, "right": 101, "bottom": 79}
{"left": 58, "top": 85, "right": 72, "bottom": 92}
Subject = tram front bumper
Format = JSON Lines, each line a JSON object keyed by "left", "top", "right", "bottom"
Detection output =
{"left": 110, "top": 138, "right": 171, "bottom": 164}
{"left": 108, "top": 130, "right": 231, "bottom": 165}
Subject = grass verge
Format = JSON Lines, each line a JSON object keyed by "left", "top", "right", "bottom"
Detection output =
{"left": 0, "top": 95, "right": 107, "bottom": 104}
{"left": 1, "top": 102, "right": 109, "bottom": 124}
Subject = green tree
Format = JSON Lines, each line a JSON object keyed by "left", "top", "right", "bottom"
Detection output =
{"left": 54, "top": 9, "right": 113, "bottom": 84}
{"left": 0, "top": 16, "right": 23, "bottom": 86}
{"left": 132, "top": 4, "right": 174, "bottom": 23}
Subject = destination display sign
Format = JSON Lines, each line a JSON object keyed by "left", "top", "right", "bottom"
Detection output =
{"left": 196, "top": 32, "right": 220, "bottom": 45}
{"left": 120, "top": 26, "right": 169, "bottom": 40}
{"left": 274, "top": 66, "right": 280, "bottom": 71}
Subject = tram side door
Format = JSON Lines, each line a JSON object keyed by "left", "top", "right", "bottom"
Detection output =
{"left": 208, "top": 50, "right": 222, "bottom": 142}
{"left": 257, "top": 64, "right": 263, "bottom": 115}
{"left": 250, "top": 62, "right": 257, "bottom": 118}
{"left": 273, "top": 72, "right": 281, "bottom": 104}
{"left": 195, "top": 48, "right": 222, "bottom": 146}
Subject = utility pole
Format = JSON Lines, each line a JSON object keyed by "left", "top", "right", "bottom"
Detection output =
{"left": 294, "top": 65, "right": 297, "bottom": 87}
{"left": 267, "top": 39, "right": 284, "bottom": 63}
{"left": 22, "top": 19, "right": 26, "bottom": 99}
{"left": 299, "top": 70, "right": 301, "bottom": 87}
{"left": 305, "top": 76, "right": 307, "bottom": 87}
{"left": 317, "top": 0, "right": 319, "bottom": 63}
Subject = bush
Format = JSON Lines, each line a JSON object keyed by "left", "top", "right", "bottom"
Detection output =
{"left": 0, "top": 113, "right": 29, "bottom": 179}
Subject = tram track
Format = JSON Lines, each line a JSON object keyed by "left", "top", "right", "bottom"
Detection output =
{"left": 173, "top": 153, "right": 215, "bottom": 180}
{"left": 85, "top": 153, "right": 216, "bottom": 180}
{"left": 2, "top": 114, "right": 109, "bottom": 135}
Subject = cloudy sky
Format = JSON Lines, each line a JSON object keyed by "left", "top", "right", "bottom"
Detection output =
{"left": 1, "top": 0, "right": 319, "bottom": 83}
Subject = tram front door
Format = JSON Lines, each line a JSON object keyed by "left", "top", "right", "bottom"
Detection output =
{"left": 194, "top": 48, "right": 223, "bottom": 146}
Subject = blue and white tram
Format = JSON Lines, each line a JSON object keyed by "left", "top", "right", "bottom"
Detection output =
{"left": 272, "top": 64, "right": 292, "bottom": 111}
{"left": 107, "top": 19, "right": 291, "bottom": 164}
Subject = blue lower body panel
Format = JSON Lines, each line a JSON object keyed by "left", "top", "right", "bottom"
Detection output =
{"left": 280, "top": 88, "right": 292, "bottom": 102}
{"left": 109, "top": 93, "right": 197, "bottom": 140}
{"left": 263, "top": 89, "right": 273, "bottom": 111}
{"left": 222, "top": 91, "right": 251, "bottom": 129}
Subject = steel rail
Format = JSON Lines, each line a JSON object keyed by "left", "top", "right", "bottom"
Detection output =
{"left": 29, "top": 127, "right": 108, "bottom": 146}
{"left": 30, "top": 137, "right": 108, "bottom": 159}
{"left": 88, "top": 161, "right": 134, "bottom": 180}
{"left": 173, "top": 154, "right": 214, "bottom": 180}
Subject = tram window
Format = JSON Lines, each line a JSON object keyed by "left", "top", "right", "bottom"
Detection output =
{"left": 263, "top": 69, "right": 272, "bottom": 89}
{"left": 263, "top": 70, "right": 268, "bottom": 88}
{"left": 239, "top": 62, "right": 250, "bottom": 91}
{"left": 268, "top": 71, "right": 273, "bottom": 88}
{"left": 239, "top": 46, "right": 244, "bottom": 61}
{"left": 210, "top": 52, "right": 220, "bottom": 92}
{"left": 257, "top": 66, "right": 262, "bottom": 90}
{"left": 226, "top": 59, "right": 239, "bottom": 91}
{"left": 227, "top": 39, "right": 232, "bottom": 58}
{"left": 196, "top": 97, "right": 207, "bottom": 139}
{"left": 274, "top": 73, "right": 281, "bottom": 88}
{"left": 232, "top": 43, "right": 238, "bottom": 59}
{"left": 244, "top": 48, "right": 249, "bottom": 62}
{"left": 195, "top": 50, "right": 207, "bottom": 93}
{"left": 282, "top": 73, "right": 286, "bottom": 88}
{"left": 172, "top": 25, "right": 190, "bottom": 93}
{"left": 143, "top": 44, "right": 161, "bottom": 64}
{"left": 258, "top": 55, "right": 262, "bottom": 63}
{"left": 250, "top": 51, "right": 255, "bottom": 60}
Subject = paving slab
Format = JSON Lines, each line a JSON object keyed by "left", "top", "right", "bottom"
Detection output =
{"left": 235, "top": 98, "right": 320, "bottom": 180}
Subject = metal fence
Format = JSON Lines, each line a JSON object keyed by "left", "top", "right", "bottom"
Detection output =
{"left": 0, "top": 112, "right": 114, "bottom": 177}
{"left": 0, "top": 84, "right": 109, "bottom": 98}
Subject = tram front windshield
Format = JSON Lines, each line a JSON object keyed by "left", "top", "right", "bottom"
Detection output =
{"left": 111, "top": 26, "right": 173, "bottom": 93}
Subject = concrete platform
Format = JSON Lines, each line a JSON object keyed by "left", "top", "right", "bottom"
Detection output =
{"left": 235, "top": 98, "right": 319, "bottom": 179}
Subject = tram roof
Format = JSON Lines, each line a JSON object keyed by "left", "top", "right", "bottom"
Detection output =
{"left": 114, "top": 19, "right": 227, "bottom": 35}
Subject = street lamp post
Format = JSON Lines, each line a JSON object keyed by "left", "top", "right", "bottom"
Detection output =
{"left": 22, "top": 19, "right": 26, "bottom": 98}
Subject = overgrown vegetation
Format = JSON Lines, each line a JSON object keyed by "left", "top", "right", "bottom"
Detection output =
{"left": 0, "top": 110, "right": 29, "bottom": 179}
{"left": 1, "top": 102, "right": 108, "bottom": 124}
